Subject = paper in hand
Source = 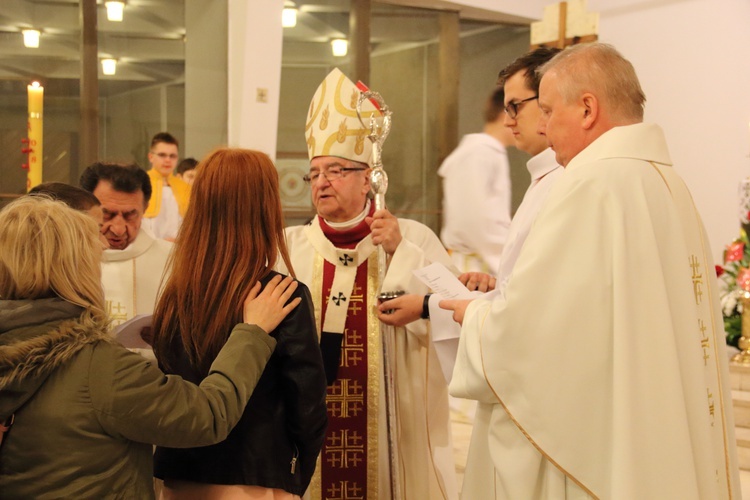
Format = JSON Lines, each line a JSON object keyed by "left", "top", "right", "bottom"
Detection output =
{"left": 112, "top": 314, "right": 152, "bottom": 349}
{"left": 412, "top": 262, "right": 475, "bottom": 300}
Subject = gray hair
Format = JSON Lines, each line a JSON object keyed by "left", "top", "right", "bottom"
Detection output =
{"left": 538, "top": 42, "right": 646, "bottom": 123}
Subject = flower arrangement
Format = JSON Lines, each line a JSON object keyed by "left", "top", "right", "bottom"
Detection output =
{"left": 717, "top": 229, "right": 750, "bottom": 348}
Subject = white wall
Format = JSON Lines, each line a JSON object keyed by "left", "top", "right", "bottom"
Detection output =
{"left": 451, "top": 0, "right": 750, "bottom": 260}
{"left": 227, "top": 0, "right": 284, "bottom": 160}
{"left": 595, "top": 0, "right": 750, "bottom": 260}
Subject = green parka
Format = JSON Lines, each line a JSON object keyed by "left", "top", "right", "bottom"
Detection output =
{"left": 0, "top": 298, "right": 276, "bottom": 499}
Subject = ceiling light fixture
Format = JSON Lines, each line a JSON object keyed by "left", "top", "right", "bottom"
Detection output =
{"left": 101, "top": 58, "right": 117, "bottom": 75}
{"left": 22, "top": 29, "right": 40, "bottom": 48}
{"left": 105, "top": 1, "right": 125, "bottom": 22}
{"left": 282, "top": 8, "right": 297, "bottom": 28}
{"left": 331, "top": 39, "right": 348, "bottom": 57}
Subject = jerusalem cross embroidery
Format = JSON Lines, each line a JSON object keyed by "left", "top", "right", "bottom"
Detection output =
{"left": 698, "top": 319, "right": 710, "bottom": 366}
{"left": 327, "top": 480, "right": 364, "bottom": 500}
{"left": 348, "top": 283, "right": 364, "bottom": 316}
{"left": 689, "top": 255, "right": 703, "bottom": 305}
{"left": 707, "top": 388, "right": 715, "bottom": 426}
{"left": 327, "top": 378, "right": 364, "bottom": 418}
{"left": 326, "top": 429, "right": 364, "bottom": 469}
{"left": 106, "top": 300, "right": 129, "bottom": 326}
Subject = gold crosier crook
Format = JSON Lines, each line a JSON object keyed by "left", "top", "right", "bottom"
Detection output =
{"left": 356, "top": 85, "right": 403, "bottom": 500}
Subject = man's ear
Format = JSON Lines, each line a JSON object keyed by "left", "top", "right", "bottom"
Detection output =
{"left": 361, "top": 168, "right": 372, "bottom": 195}
{"left": 581, "top": 93, "right": 598, "bottom": 130}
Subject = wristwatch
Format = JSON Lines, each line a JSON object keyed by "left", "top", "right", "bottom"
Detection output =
{"left": 421, "top": 294, "right": 432, "bottom": 320}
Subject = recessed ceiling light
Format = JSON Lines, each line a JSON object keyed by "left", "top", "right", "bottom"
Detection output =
{"left": 22, "top": 29, "right": 40, "bottom": 48}
{"left": 101, "top": 58, "right": 117, "bottom": 75}
{"left": 331, "top": 39, "right": 348, "bottom": 57}
{"left": 105, "top": 1, "right": 125, "bottom": 22}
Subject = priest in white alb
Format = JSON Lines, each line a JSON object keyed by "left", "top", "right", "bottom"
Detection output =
{"left": 442, "top": 43, "right": 740, "bottom": 499}
{"left": 276, "top": 68, "right": 458, "bottom": 500}
{"left": 81, "top": 163, "right": 173, "bottom": 331}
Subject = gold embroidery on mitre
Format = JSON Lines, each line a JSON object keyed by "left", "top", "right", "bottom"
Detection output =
{"left": 309, "top": 99, "right": 314, "bottom": 118}
{"left": 337, "top": 120, "right": 348, "bottom": 143}
{"left": 307, "top": 129, "right": 316, "bottom": 155}
{"left": 350, "top": 88, "right": 358, "bottom": 109}
{"left": 305, "top": 78, "right": 327, "bottom": 133}
{"left": 355, "top": 131, "right": 365, "bottom": 156}
{"left": 334, "top": 74, "right": 356, "bottom": 118}
{"left": 320, "top": 105, "right": 330, "bottom": 130}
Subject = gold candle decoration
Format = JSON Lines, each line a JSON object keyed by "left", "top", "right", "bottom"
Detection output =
{"left": 26, "top": 81, "right": 43, "bottom": 191}
{"left": 733, "top": 290, "right": 750, "bottom": 365}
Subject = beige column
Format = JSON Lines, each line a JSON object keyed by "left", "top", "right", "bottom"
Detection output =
{"left": 350, "top": 0, "right": 371, "bottom": 85}
{"left": 437, "top": 11, "right": 460, "bottom": 164}
{"left": 79, "top": 0, "right": 98, "bottom": 171}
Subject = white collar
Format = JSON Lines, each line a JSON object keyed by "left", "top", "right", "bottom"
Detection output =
{"left": 527, "top": 148, "right": 561, "bottom": 182}
{"left": 102, "top": 229, "right": 155, "bottom": 262}
{"left": 323, "top": 199, "right": 372, "bottom": 231}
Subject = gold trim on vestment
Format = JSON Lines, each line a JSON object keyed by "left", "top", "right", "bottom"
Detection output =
{"left": 308, "top": 252, "right": 325, "bottom": 499}
{"left": 697, "top": 216, "right": 735, "bottom": 499}
{"left": 649, "top": 161, "right": 736, "bottom": 497}
{"left": 312, "top": 253, "right": 324, "bottom": 341}
{"left": 132, "top": 259, "right": 137, "bottom": 316}
{"left": 366, "top": 255, "right": 380, "bottom": 499}
{"left": 422, "top": 328, "right": 449, "bottom": 499}
{"left": 477, "top": 308, "right": 599, "bottom": 498}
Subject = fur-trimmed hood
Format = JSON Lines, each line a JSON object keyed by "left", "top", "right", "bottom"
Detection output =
{"left": 0, "top": 298, "right": 111, "bottom": 418}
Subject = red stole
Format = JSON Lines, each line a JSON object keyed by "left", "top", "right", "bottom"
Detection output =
{"left": 318, "top": 211, "right": 376, "bottom": 499}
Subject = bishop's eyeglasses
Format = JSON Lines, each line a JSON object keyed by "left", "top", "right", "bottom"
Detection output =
{"left": 303, "top": 167, "right": 367, "bottom": 184}
{"left": 504, "top": 95, "right": 538, "bottom": 119}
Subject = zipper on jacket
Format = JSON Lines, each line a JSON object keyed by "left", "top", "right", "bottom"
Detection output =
{"left": 290, "top": 445, "right": 299, "bottom": 474}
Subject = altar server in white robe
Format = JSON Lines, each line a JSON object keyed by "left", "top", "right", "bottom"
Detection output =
{"left": 276, "top": 67, "right": 458, "bottom": 500}
{"left": 443, "top": 42, "right": 740, "bottom": 499}
{"left": 81, "top": 163, "right": 173, "bottom": 328}
{"left": 439, "top": 85, "right": 513, "bottom": 275}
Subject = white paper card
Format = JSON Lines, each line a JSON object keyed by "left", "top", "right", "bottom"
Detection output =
{"left": 412, "top": 262, "right": 475, "bottom": 300}
{"left": 112, "top": 313, "right": 152, "bottom": 349}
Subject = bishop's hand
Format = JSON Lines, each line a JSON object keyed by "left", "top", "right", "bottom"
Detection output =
{"left": 366, "top": 208, "right": 402, "bottom": 255}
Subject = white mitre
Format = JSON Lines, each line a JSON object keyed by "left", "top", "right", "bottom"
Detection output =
{"left": 305, "top": 67, "right": 383, "bottom": 166}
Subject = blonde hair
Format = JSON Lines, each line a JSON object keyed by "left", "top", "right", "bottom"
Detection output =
{"left": 0, "top": 197, "right": 105, "bottom": 317}
{"left": 539, "top": 42, "right": 646, "bottom": 123}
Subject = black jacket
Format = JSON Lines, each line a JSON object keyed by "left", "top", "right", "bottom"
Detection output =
{"left": 153, "top": 272, "right": 328, "bottom": 495}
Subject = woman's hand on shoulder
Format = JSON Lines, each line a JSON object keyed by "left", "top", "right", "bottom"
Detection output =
{"left": 243, "top": 275, "right": 302, "bottom": 334}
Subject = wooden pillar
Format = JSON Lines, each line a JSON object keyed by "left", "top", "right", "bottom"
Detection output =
{"left": 436, "top": 11, "right": 459, "bottom": 230}
{"left": 350, "top": 0, "right": 370, "bottom": 85}
{"left": 437, "top": 11, "right": 459, "bottom": 164}
{"left": 79, "top": 0, "right": 99, "bottom": 171}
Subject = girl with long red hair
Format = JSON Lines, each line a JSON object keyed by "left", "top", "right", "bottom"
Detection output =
{"left": 151, "top": 149, "right": 327, "bottom": 499}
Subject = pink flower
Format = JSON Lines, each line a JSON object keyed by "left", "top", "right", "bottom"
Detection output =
{"left": 738, "top": 268, "right": 750, "bottom": 291}
{"left": 725, "top": 241, "right": 745, "bottom": 263}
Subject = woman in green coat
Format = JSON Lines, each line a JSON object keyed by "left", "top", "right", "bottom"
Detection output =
{"left": 0, "top": 196, "right": 300, "bottom": 499}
